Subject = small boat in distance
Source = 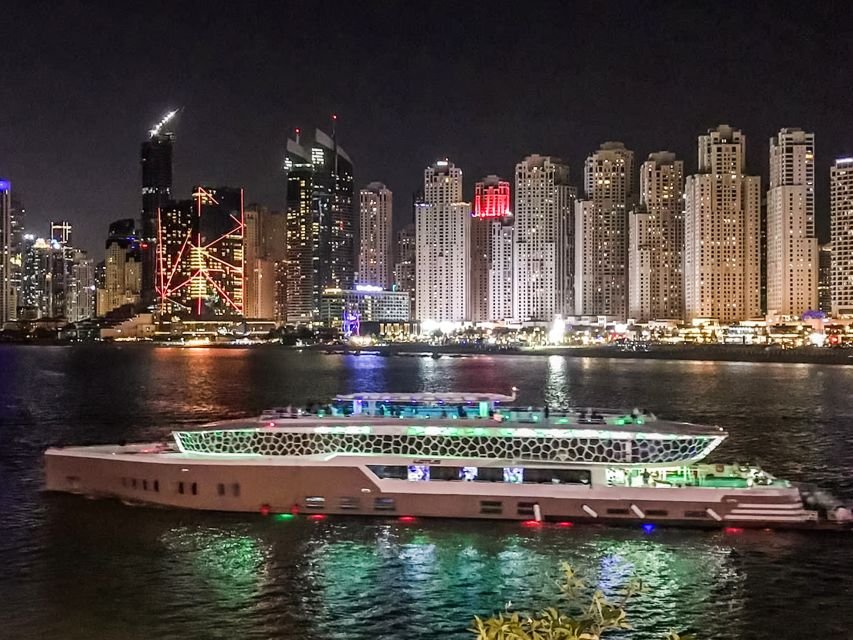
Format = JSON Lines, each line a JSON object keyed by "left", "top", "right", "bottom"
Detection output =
{"left": 44, "top": 391, "right": 852, "bottom": 530}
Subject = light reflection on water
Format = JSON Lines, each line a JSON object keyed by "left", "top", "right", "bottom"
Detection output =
{"left": 1, "top": 345, "right": 853, "bottom": 639}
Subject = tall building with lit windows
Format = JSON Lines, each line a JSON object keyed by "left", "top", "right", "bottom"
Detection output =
{"left": 156, "top": 186, "right": 245, "bottom": 318}
{"left": 470, "top": 175, "right": 511, "bottom": 322}
{"left": 513, "top": 157, "right": 575, "bottom": 322}
{"left": 283, "top": 128, "right": 354, "bottom": 322}
{"left": 415, "top": 160, "right": 470, "bottom": 322}
{"left": 140, "top": 110, "right": 177, "bottom": 306}
{"left": 96, "top": 219, "right": 142, "bottom": 316}
{"left": 243, "top": 205, "right": 283, "bottom": 321}
{"left": 394, "top": 223, "right": 416, "bottom": 306}
{"left": 831, "top": 157, "right": 853, "bottom": 316}
{"left": 358, "top": 182, "right": 393, "bottom": 288}
{"left": 684, "top": 125, "right": 761, "bottom": 322}
{"left": 575, "top": 142, "right": 635, "bottom": 319}
{"left": 628, "top": 152, "right": 684, "bottom": 321}
{"left": 0, "top": 180, "right": 11, "bottom": 324}
{"left": 767, "top": 128, "right": 818, "bottom": 317}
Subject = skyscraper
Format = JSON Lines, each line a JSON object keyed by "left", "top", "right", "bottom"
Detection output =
{"left": 684, "top": 125, "right": 761, "bottom": 322}
{"left": 0, "top": 180, "right": 11, "bottom": 324}
{"left": 50, "top": 220, "right": 73, "bottom": 246}
{"left": 415, "top": 160, "right": 470, "bottom": 322}
{"left": 140, "top": 110, "right": 177, "bottom": 307}
{"left": 358, "top": 182, "right": 393, "bottom": 288}
{"left": 628, "top": 152, "right": 685, "bottom": 321}
{"left": 67, "top": 249, "right": 95, "bottom": 322}
{"left": 831, "top": 157, "right": 853, "bottom": 317}
{"left": 96, "top": 219, "right": 142, "bottom": 316}
{"left": 156, "top": 187, "right": 245, "bottom": 318}
{"left": 7, "top": 193, "right": 26, "bottom": 320}
{"left": 470, "top": 176, "right": 511, "bottom": 322}
{"left": 575, "top": 142, "right": 635, "bottom": 319}
{"left": 767, "top": 128, "right": 818, "bottom": 317}
{"left": 818, "top": 243, "right": 832, "bottom": 314}
{"left": 20, "top": 236, "right": 66, "bottom": 319}
{"left": 394, "top": 223, "right": 416, "bottom": 305}
{"left": 243, "top": 205, "right": 282, "bottom": 320}
{"left": 512, "top": 156, "right": 575, "bottom": 323}
{"left": 283, "top": 127, "right": 355, "bottom": 322}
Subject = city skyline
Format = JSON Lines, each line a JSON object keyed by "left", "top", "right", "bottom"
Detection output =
{"left": 2, "top": 3, "right": 852, "bottom": 253}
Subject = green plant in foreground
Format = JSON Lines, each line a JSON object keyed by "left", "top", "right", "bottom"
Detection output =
{"left": 470, "top": 563, "right": 694, "bottom": 640}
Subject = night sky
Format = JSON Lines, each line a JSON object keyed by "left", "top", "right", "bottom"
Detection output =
{"left": 2, "top": 1, "right": 852, "bottom": 253}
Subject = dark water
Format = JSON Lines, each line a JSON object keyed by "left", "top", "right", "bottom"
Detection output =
{"left": 1, "top": 345, "right": 852, "bottom": 639}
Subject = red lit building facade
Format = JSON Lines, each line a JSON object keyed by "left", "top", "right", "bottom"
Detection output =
{"left": 469, "top": 176, "right": 513, "bottom": 322}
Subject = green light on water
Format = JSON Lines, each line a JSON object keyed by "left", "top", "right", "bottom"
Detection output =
{"left": 274, "top": 513, "right": 295, "bottom": 521}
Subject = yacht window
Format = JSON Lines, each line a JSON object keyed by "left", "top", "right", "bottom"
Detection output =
{"left": 480, "top": 500, "right": 503, "bottom": 514}
{"left": 231, "top": 483, "right": 240, "bottom": 497}
{"left": 517, "top": 502, "right": 536, "bottom": 516}
{"left": 477, "top": 468, "right": 503, "bottom": 482}
{"left": 178, "top": 482, "right": 185, "bottom": 495}
{"left": 503, "top": 467, "right": 524, "bottom": 484}
{"left": 142, "top": 480, "right": 148, "bottom": 491}
{"left": 154, "top": 480, "right": 160, "bottom": 493}
{"left": 646, "top": 509, "right": 668, "bottom": 516}
{"left": 217, "top": 483, "right": 226, "bottom": 496}
{"left": 606, "top": 508, "right": 630, "bottom": 515}
{"left": 684, "top": 510, "right": 708, "bottom": 518}
{"left": 305, "top": 497, "right": 326, "bottom": 509}
{"left": 367, "top": 465, "right": 408, "bottom": 480}
{"left": 131, "top": 479, "right": 137, "bottom": 489}
{"left": 191, "top": 482, "right": 198, "bottom": 496}
{"left": 339, "top": 497, "right": 360, "bottom": 510}
{"left": 407, "top": 465, "right": 430, "bottom": 481}
{"left": 374, "top": 497, "right": 396, "bottom": 511}
{"left": 459, "top": 466, "right": 478, "bottom": 481}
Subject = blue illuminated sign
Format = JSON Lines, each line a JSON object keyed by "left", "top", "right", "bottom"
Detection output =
{"left": 0, "top": 180, "right": 10, "bottom": 191}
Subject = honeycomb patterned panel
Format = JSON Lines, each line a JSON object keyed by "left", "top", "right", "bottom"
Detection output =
{"left": 174, "top": 430, "right": 717, "bottom": 464}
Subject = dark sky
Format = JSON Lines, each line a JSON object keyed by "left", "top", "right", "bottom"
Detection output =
{"left": 2, "top": 1, "right": 852, "bottom": 253}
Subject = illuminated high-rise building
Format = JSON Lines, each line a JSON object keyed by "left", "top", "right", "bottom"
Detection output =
{"left": 283, "top": 127, "right": 354, "bottom": 322}
{"left": 20, "top": 236, "right": 67, "bottom": 319}
{"left": 684, "top": 125, "right": 761, "bottom": 321}
{"left": 96, "top": 219, "right": 142, "bottom": 316}
{"left": 514, "top": 155, "right": 575, "bottom": 322}
{"left": 767, "top": 128, "right": 818, "bottom": 317}
{"left": 394, "top": 223, "right": 416, "bottom": 305}
{"left": 575, "top": 142, "right": 635, "bottom": 319}
{"left": 140, "top": 110, "right": 178, "bottom": 307}
{"left": 831, "top": 157, "right": 853, "bottom": 316}
{"left": 818, "top": 243, "right": 832, "bottom": 314}
{"left": 415, "top": 160, "right": 470, "bottom": 322}
{"left": 67, "top": 249, "right": 95, "bottom": 322}
{"left": 628, "top": 152, "right": 685, "bottom": 321}
{"left": 50, "top": 220, "right": 73, "bottom": 246}
{"left": 470, "top": 175, "right": 512, "bottom": 322}
{"left": 156, "top": 186, "right": 245, "bottom": 318}
{"left": 358, "top": 182, "right": 393, "bottom": 288}
{"left": 0, "top": 180, "right": 11, "bottom": 324}
{"left": 243, "top": 205, "right": 283, "bottom": 320}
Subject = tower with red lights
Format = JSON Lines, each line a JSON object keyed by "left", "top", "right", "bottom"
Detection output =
{"left": 156, "top": 186, "right": 245, "bottom": 318}
{"left": 469, "top": 176, "right": 512, "bottom": 322}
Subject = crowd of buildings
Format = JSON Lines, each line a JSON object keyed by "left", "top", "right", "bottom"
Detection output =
{"left": 1, "top": 115, "right": 853, "bottom": 344}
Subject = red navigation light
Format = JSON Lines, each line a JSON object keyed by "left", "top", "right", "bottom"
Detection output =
{"left": 259, "top": 504, "right": 271, "bottom": 517}
{"left": 724, "top": 527, "right": 744, "bottom": 534}
{"left": 398, "top": 516, "right": 416, "bottom": 523}
{"left": 556, "top": 521, "right": 574, "bottom": 528}
{"left": 521, "top": 520, "right": 542, "bottom": 528}
{"left": 308, "top": 514, "right": 327, "bottom": 521}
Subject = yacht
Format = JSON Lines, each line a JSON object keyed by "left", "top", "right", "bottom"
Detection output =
{"left": 44, "top": 391, "right": 852, "bottom": 530}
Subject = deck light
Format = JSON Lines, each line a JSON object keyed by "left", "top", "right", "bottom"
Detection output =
{"left": 398, "top": 516, "right": 416, "bottom": 523}
{"left": 308, "top": 514, "right": 326, "bottom": 521}
{"left": 724, "top": 527, "right": 743, "bottom": 534}
{"left": 521, "top": 520, "right": 542, "bottom": 528}
{"left": 556, "top": 521, "right": 574, "bottom": 527}
{"left": 274, "top": 513, "right": 295, "bottom": 521}
{"left": 642, "top": 523, "right": 656, "bottom": 533}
